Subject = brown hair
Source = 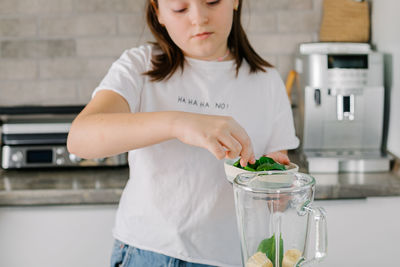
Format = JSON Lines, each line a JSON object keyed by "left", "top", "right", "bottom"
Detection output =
{"left": 144, "top": 0, "right": 273, "bottom": 82}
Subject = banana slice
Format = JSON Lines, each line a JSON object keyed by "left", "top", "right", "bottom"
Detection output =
{"left": 282, "top": 249, "right": 302, "bottom": 267}
{"left": 246, "top": 252, "right": 273, "bottom": 267}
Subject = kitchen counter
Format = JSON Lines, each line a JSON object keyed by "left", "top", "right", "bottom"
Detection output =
{"left": 1, "top": 156, "right": 400, "bottom": 206}
{"left": 0, "top": 167, "right": 128, "bottom": 206}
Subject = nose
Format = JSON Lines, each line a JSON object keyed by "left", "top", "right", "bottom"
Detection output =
{"left": 189, "top": 3, "right": 209, "bottom": 25}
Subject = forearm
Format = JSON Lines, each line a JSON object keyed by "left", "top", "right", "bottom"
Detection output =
{"left": 67, "top": 111, "right": 178, "bottom": 159}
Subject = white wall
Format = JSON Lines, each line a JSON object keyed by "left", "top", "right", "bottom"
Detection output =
{"left": 371, "top": 0, "right": 400, "bottom": 158}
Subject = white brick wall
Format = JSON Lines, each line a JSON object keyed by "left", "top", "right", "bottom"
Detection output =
{"left": 39, "top": 58, "right": 112, "bottom": 79}
{"left": 0, "top": 0, "right": 323, "bottom": 106}
{"left": 0, "top": 60, "right": 37, "bottom": 80}
{"left": 0, "top": 18, "right": 37, "bottom": 37}
{"left": 39, "top": 15, "right": 117, "bottom": 37}
{"left": 76, "top": 37, "right": 145, "bottom": 57}
{"left": 0, "top": 0, "right": 74, "bottom": 15}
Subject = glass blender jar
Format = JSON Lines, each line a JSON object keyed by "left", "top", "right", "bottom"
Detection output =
{"left": 233, "top": 172, "right": 327, "bottom": 267}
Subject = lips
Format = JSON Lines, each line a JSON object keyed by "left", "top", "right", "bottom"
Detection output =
{"left": 194, "top": 32, "right": 212, "bottom": 40}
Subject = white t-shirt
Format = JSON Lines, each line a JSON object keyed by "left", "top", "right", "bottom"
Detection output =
{"left": 93, "top": 44, "right": 299, "bottom": 267}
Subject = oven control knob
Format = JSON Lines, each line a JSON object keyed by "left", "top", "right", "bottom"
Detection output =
{"left": 69, "top": 153, "right": 83, "bottom": 163}
{"left": 11, "top": 151, "right": 23, "bottom": 162}
{"left": 56, "top": 147, "right": 66, "bottom": 155}
{"left": 56, "top": 158, "right": 65, "bottom": 165}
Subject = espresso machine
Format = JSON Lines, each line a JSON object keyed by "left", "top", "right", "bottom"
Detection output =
{"left": 295, "top": 42, "right": 391, "bottom": 173}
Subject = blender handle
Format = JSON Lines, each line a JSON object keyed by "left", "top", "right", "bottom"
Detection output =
{"left": 298, "top": 206, "right": 328, "bottom": 266}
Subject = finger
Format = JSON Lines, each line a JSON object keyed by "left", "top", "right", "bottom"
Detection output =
{"left": 237, "top": 138, "right": 254, "bottom": 167}
{"left": 278, "top": 154, "right": 290, "bottom": 165}
{"left": 218, "top": 135, "right": 242, "bottom": 159}
{"left": 266, "top": 152, "right": 290, "bottom": 165}
{"left": 240, "top": 144, "right": 255, "bottom": 167}
{"left": 206, "top": 140, "right": 226, "bottom": 160}
{"left": 249, "top": 154, "right": 256, "bottom": 164}
{"left": 265, "top": 153, "right": 278, "bottom": 162}
{"left": 231, "top": 128, "right": 254, "bottom": 167}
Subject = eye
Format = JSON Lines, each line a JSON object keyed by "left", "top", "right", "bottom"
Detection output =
{"left": 207, "top": 0, "right": 220, "bottom": 5}
{"left": 173, "top": 8, "right": 187, "bottom": 13}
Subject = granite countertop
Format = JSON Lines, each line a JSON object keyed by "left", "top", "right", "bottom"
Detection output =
{"left": 295, "top": 152, "right": 400, "bottom": 200}
{"left": 1, "top": 156, "right": 400, "bottom": 206}
{"left": 0, "top": 167, "right": 129, "bottom": 206}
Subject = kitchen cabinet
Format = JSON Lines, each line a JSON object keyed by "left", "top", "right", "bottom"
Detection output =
{"left": 0, "top": 205, "right": 117, "bottom": 267}
{"left": 1, "top": 197, "right": 400, "bottom": 267}
{"left": 315, "top": 197, "right": 400, "bottom": 267}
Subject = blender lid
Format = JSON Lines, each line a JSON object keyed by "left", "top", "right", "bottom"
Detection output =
{"left": 233, "top": 172, "right": 315, "bottom": 193}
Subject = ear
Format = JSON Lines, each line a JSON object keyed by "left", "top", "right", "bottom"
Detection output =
{"left": 151, "top": 0, "right": 165, "bottom": 25}
{"left": 154, "top": 3, "right": 166, "bottom": 25}
{"left": 157, "top": 12, "right": 165, "bottom": 26}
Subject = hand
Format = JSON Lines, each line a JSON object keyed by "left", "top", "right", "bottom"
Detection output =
{"left": 172, "top": 112, "right": 255, "bottom": 166}
{"left": 265, "top": 151, "right": 290, "bottom": 165}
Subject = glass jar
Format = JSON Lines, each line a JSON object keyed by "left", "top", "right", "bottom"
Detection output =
{"left": 233, "top": 172, "right": 327, "bottom": 267}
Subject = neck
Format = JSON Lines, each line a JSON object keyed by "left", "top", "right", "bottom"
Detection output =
{"left": 215, "top": 49, "right": 230, "bottom": 62}
{"left": 184, "top": 48, "right": 232, "bottom": 62}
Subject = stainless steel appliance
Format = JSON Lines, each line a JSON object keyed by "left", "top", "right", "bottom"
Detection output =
{"left": 0, "top": 106, "right": 127, "bottom": 169}
{"left": 295, "top": 42, "right": 391, "bottom": 173}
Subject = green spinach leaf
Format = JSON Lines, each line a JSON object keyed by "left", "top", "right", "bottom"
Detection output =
{"left": 257, "top": 234, "right": 284, "bottom": 267}
{"left": 233, "top": 156, "right": 286, "bottom": 171}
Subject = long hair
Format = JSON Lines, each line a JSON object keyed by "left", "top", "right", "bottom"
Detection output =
{"left": 144, "top": 0, "right": 273, "bottom": 82}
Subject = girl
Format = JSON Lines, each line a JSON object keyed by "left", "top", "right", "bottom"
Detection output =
{"left": 67, "top": 0, "right": 299, "bottom": 266}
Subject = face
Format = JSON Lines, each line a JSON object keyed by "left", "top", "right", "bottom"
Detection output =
{"left": 156, "top": 0, "right": 239, "bottom": 61}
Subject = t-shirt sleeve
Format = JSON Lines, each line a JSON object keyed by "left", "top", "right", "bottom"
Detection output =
{"left": 92, "top": 45, "right": 151, "bottom": 113}
{"left": 263, "top": 69, "right": 300, "bottom": 154}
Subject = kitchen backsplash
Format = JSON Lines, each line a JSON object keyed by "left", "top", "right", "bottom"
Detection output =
{"left": 0, "top": 0, "right": 322, "bottom": 106}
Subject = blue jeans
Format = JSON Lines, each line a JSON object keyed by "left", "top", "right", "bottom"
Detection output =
{"left": 110, "top": 239, "right": 217, "bottom": 267}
